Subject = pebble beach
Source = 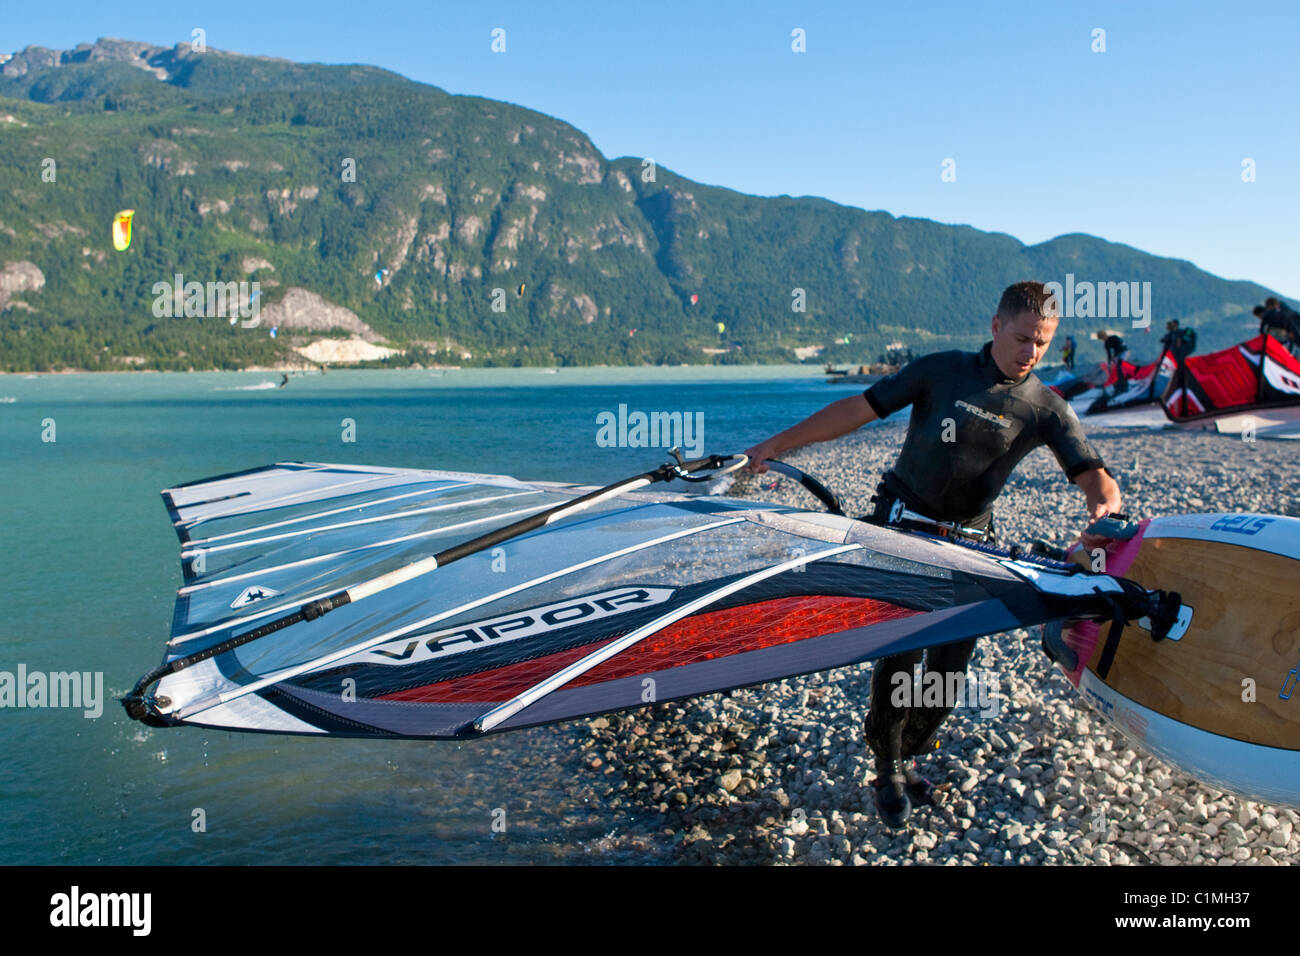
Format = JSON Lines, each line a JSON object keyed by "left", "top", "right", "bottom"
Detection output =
{"left": 565, "top": 417, "right": 1300, "bottom": 865}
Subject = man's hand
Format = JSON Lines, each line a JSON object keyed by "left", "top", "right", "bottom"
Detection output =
{"left": 1074, "top": 467, "right": 1123, "bottom": 553}
{"left": 743, "top": 440, "right": 779, "bottom": 474}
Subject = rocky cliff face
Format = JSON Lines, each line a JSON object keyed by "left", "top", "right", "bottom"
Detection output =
{"left": 3, "top": 38, "right": 180, "bottom": 80}
{"left": 0, "top": 261, "right": 44, "bottom": 310}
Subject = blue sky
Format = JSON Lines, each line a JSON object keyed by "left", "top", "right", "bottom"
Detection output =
{"left": 6, "top": 0, "right": 1298, "bottom": 298}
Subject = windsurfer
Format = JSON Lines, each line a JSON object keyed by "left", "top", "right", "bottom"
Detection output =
{"left": 744, "top": 281, "right": 1122, "bottom": 828}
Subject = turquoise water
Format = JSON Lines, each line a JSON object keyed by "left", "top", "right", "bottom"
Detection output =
{"left": 0, "top": 365, "right": 871, "bottom": 864}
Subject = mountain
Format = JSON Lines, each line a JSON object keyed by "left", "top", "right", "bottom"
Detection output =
{"left": 0, "top": 38, "right": 1280, "bottom": 372}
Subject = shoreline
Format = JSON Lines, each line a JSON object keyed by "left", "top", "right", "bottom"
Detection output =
{"left": 0, "top": 362, "right": 814, "bottom": 375}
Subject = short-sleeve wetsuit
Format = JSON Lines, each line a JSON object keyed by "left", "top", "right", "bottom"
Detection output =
{"left": 860, "top": 342, "right": 1107, "bottom": 765}
{"left": 864, "top": 342, "right": 1104, "bottom": 525}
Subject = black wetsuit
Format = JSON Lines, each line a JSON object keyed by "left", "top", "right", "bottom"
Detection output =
{"left": 859, "top": 342, "right": 1105, "bottom": 765}
{"left": 1285, "top": 308, "right": 1300, "bottom": 354}
{"left": 1104, "top": 334, "right": 1129, "bottom": 391}
{"left": 1161, "top": 326, "right": 1197, "bottom": 362}
{"left": 1262, "top": 307, "right": 1300, "bottom": 351}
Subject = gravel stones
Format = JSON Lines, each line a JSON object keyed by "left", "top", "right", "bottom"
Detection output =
{"left": 561, "top": 421, "right": 1298, "bottom": 865}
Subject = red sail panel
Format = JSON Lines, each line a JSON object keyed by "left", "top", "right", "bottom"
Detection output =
{"left": 1101, "top": 360, "right": 1141, "bottom": 387}
{"left": 1164, "top": 335, "right": 1300, "bottom": 421}
{"left": 378, "top": 595, "right": 919, "bottom": 704}
{"left": 1180, "top": 341, "right": 1258, "bottom": 407}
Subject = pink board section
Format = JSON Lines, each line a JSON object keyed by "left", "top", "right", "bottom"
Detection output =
{"left": 1059, "top": 518, "right": 1152, "bottom": 687}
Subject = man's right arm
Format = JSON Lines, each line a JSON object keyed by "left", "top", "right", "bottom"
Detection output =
{"left": 744, "top": 395, "right": 878, "bottom": 472}
{"left": 744, "top": 354, "right": 937, "bottom": 472}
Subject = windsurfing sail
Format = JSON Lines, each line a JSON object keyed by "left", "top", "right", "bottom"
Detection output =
{"left": 124, "top": 459, "right": 1176, "bottom": 740}
{"left": 1163, "top": 334, "right": 1300, "bottom": 423}
{"left": 1048, "top": 365, "right": 1108, "bottom": 401}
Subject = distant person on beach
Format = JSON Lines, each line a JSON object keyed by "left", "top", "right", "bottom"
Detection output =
{"left": 1161, "top": 320, "right": 1196, "bottom": 361}
{"left": 1263, "top": 300, "right": 1294, "bottom": 345}
{"left": 1160, "top": 321, "right": 1179, "bottom": 358}
{"left": 1096, "top": 329, "right": 1130, "bottom": 392}
{"left": 743, "top": 281, "right": 1120, "bottom": 828}
{"left": 1062, "top": 335, "right": 1076, "bottom": 370}
{"left": 1257, "top": 299, "right": 1300, "bottom": 354}
{"left": 1257, "top": 299, "right": 1282, "bottom": 335}
{"left": 1284, "top": 305, "right": 1300, "bottom": 355}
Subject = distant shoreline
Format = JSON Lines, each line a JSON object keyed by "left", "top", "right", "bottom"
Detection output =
{"left": 0, "top": 362, "right": 831, "bottom": 377}
{"left": 0, "top": 364, "right": 466, "bottom": 375}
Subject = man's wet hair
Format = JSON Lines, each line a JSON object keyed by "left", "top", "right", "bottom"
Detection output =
{"left": 997, "top": 281, "right": 1058, "bottom": 321}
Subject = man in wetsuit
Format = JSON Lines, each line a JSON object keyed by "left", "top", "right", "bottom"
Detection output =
{"left": 1161, "top": 319, "right": 1197, "bottom": 362}
{"left": 1095, "top": 330, "right": 1130, "bottom": 393}
{"left": 744, "top": 281, "right": 1121, "bottom": 828}
{"left": 1258, "top": 299, "right": 1300, "bottom": 354}
{"left": 1283, "top": 305, "right": 1300, "bottom": 356}
{"left": 1160, "top": 320, "right": 1179, "bottom": 358}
